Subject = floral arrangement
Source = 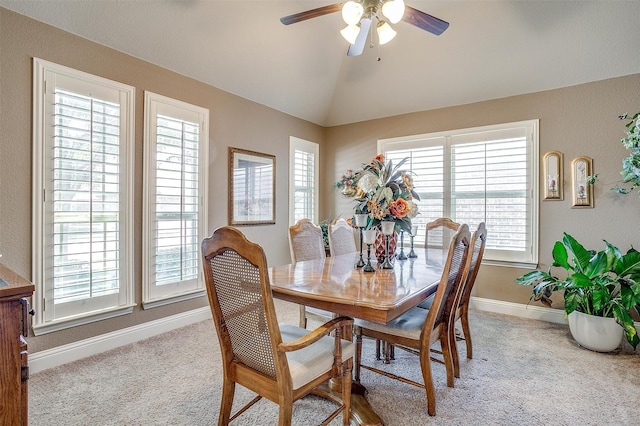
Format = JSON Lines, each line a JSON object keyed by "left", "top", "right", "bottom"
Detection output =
{"left": 334, "top": 169, "right": 358, "bottom": 193}
{"left": 336, "top": 154, "right": 420, "bottom": 233}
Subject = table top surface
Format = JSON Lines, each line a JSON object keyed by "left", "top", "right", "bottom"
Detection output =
{"left": 269, "top": 249, "right": 447, "bottom": 324}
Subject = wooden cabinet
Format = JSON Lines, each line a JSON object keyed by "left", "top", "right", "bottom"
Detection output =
{"left": 0, "top": 264, "right": 35, "bottom": 426}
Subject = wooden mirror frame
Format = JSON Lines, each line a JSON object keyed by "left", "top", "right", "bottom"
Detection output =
{"left": 228, "top": 147, "right": 276, "bottom": 225}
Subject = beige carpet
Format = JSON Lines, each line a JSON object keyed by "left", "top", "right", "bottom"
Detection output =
{"left": 29, "top": 300, "right": 640, "bottom": 425}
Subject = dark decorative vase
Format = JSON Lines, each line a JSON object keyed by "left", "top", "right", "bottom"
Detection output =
{"left": 374, "top": 230, "right": 397, "bottom": 265}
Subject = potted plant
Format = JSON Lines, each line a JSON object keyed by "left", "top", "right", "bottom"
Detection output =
{"left": 516, "top": 233, "right": 640, "bottom": 351}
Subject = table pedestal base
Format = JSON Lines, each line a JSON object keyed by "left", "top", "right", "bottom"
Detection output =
{"left": 312, "top": 381, "right": 383, "bottom": 426}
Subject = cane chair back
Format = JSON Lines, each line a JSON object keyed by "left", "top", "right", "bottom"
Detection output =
{"left": 354, "top": 224, "right": 471, "bottom": 416}
{"left": 288, "top": 219, "right": 325, "bottom": 262}
{"left": 202, "top": 226, "right": 353, "bottom": 426}
{"left": 288, "top": 219, "right": 334, "bottom": 328}
{"left": 425, "top": 217, "right": 461, "bottom": 249}
{"left": 328, "top": 218, "right": 357, "bottom": 256}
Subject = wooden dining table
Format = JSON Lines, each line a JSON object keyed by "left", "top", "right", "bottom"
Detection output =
{"left": 269, "top": 248, "right": 447, "bottom": 426}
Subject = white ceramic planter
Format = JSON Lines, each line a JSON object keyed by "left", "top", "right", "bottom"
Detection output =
{"left": 568, "top": 310, "right": 623, "bottom": 352}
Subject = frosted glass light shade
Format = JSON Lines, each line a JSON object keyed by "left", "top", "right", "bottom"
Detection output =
{"left": 381, "top": 221, "right": 395, "bottom": 235}
{"left": 382, "top": 0, "right": 405, "bottom": 24}
{"left": 363, "top": 229, "right": 377, "bottom": 245}
{"left": 377, "top": 21, "right": 397, "bottom": 45}
{"left": 342, "top": 1, "right": 364, "bottom": 25}
{"left": 340, "top": 24, "right": 360, "bottom": 44}
{"left": 355, "top": 214, "right": 368, "bottom": 227}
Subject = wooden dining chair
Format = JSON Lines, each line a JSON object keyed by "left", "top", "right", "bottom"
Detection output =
{"left": 328, "top": 217, "right": 357, "bottom": 257}
{"left": 353, "top": 224, "right": 471, "bottom": 416}
{"left": 425, "top": 217, "right": 461, "bottom": 249}
{"left": 288, "top": 219, "right": 334, "bottom": 328}
{"left": 379, "top": 217, "right": 461, "bottom": 362}
{"left": 201, "top": 226, "right": 354, "bottom": 426}
{"left": 417, "top": 222, "right": 487, "bottom": 376}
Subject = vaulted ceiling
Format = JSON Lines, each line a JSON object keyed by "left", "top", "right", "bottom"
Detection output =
{"left": 2, "top": 1, "right": 640, "bottom": 126}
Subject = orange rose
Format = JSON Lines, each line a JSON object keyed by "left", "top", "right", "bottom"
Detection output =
{"left": 389, "top": 198, "right": 409, "bottom": 218}
{"left": 374, "top": 154, "right": 385, "bottom": 163}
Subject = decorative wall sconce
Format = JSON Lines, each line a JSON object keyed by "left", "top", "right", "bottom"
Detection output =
{"left": 543, "top": 151, "right": 563, "bottom": 200}
{"left": 570, "top": 156, "right": 594, "bottom": 208}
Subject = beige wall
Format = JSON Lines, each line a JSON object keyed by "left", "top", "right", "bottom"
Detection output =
{"left": 324, "top": 74, "right": 640, "bottom": 305}
{"left": 0, "top": 8, "right": 324, "bottom": 352}
{"left": 2, "top": 7, "right": 639, "bottom": 354}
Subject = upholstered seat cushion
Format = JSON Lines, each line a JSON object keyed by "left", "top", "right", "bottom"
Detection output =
{"left": 354, "top": 307, "right": 428, "bottom": 341}
{"left": 280, "top": 323, "right": 354, "bottom": 390}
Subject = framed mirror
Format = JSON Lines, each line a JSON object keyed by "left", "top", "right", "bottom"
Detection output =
{"left": 570, "top": 156, "right": 594, "bottom": 208}
{"left": 228, "top": 147, "right": 276, "bottom": 225}
{"left": 542, "top": 151, "right": 563, "bottom": 200}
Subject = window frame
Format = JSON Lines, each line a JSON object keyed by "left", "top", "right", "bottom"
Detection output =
{"left": 32, "top": 58, "right": 136, "bottom": 335}
{"left": 379, "top": 119, "right": 539, "bottom": 268}
{"left": 289, "top": 137, "right": 319, "bottom": 225}
{"left": 142, "top": 92, "right": 209, "bottom": 308}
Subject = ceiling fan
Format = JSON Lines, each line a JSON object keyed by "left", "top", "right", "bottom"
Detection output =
{"left": 280, "top": 0, "right": 449, "bottom": 57}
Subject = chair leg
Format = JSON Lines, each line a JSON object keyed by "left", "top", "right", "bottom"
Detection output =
{"left": 384, "top": 341, "right": 391, "bottom": 364}
{"left": 278, "top": 399, "right": 293, "bottom": 426}
{"left": 342, "top": 359, "right": 353, "bottom": 426}
{"left": 449, "top": 325, "right": 460, "bottom": 378}
{"left": 299, "top": 305, "right": 308, "bottom": 328}
{"left": 375, "top": 339, "right": 381, "bottom": 360}
{"left": 354, "top": 327, "right": 362, "bottom": 383}
{"left": 419, "top": 351, "right": 436, "bottom": 416}
{"left": 218, "top": 379, "right": 235, "bottom": 426}
{"left": 461, "top": 308, "right": 473, "bottom": 359}
{"left": 440, "top": 331, "right": 455, "bottom": 388}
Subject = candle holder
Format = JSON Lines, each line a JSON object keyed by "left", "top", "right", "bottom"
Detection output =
{"left": 397, "top": 230, "right": 407, "bottom": 260}
{"left": 408, "top": 224, "right": 418, "bottom": 258}
{"left": 380, "top": 221, "right": 395, "bottom": 269}
{"left": 354, "top": 214, "right": 368, "bottom": 268}
{"left": 362, "top": 229, "right": 376, "bottom": 272}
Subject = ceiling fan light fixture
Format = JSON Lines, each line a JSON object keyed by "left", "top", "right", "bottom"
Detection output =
{"left": 377, "top": 21, "right": 397, "bottom": 45}
{"left": 382, "top": 0, "right": 405, "bottom": 24}
{"left": 340, "top": 24, "right": 360, "bottom": 45}
{"left": 342, "top": 1, "right": 364, "bottom": 25}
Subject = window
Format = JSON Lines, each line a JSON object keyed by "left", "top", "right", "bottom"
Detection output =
{"left": 289, "top": 137, "right": 319, "bottom": 225}
{"left": 32, "top": 58, "right": 135, "bottom": 334}
{"left": 142, "top": 92, "right": 209, "bottom": 307}
{"left": 380, "top": 120, "right": 539, "bottom": 267}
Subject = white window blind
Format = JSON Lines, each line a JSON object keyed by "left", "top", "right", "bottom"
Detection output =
{"left": 380, "top": 120, "right": 539, "bottom": 266}
{"left": 32, "top": 59, "right": 135, "bottom": 334}
{"left": 289, "top": 138, "right": 319, "bottom": 225}
{"left": 143, "top": 92, "right": 209, "bottom": 307}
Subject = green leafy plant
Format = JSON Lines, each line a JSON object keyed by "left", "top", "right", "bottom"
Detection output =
{"left": 617, "top": 111, "right": 640, "bottom": 195}
{"left": 588, "top": 110, "right": 640, "bottom": 195}
{"left": 515, "top": 233, "right": 640, "bottom": 349}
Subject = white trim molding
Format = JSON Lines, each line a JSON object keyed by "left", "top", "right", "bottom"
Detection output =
{"left": 470, "top": 297, "right": 567, "bottom": 324}
{"left": 29, "top": 307, "right": 212, "bottom": 374}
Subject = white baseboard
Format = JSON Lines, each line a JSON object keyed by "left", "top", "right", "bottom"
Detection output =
{"left": 29, "top": 306, "right": 212, "bottom": 375}
{"left": 469, "top": 296, "right": 568, "bottom": 324}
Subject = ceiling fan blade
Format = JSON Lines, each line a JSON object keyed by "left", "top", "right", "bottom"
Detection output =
{"left": 347, "top": 17, "right": 372, "bottom": 57}
{"left": 403, "top": 5, "right": 449, "bottom": 36}
{"left": 280, "top": 3, "right": 342, "bottom": 25}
